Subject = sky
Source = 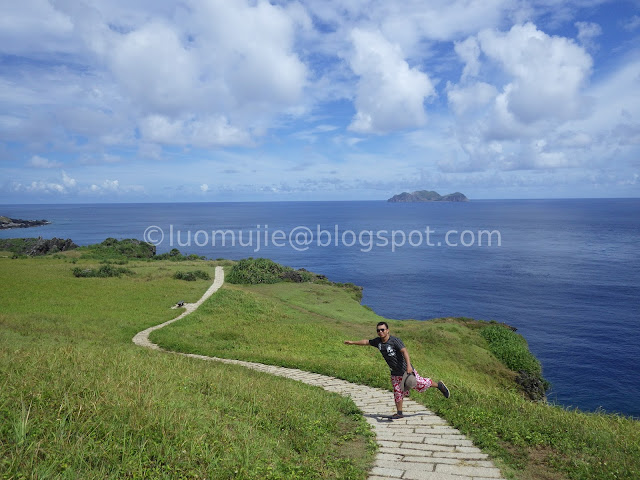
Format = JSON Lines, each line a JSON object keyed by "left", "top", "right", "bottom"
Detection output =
{"left": 1, "top": 0, "right": 639, "bottom": 203}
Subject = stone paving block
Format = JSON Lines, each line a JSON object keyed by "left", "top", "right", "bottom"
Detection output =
{"left": 436, "top": 451, "right": 489, "bottom": 460}
{"left": 428, "top": 457, "right": 496, "bottom": 468}
{"left": 369, "top": 466, "right": 404, "bottom": 478}
{"left": 436, "top": 463, "right": 503, "bottom": 478}
{"left": 390, "top": 434, "right": 427, "bottom": 443}
{"left": 402, "top": 471, "right": 476, "bottom": 480}
{"left": 377, "top": 440, "right": 399, "bottom": 448}
{"left": 400, "top": 442, "right": 457, "bottom": 453}
{"left": 455, "top": 446, "right": 485, "bottom": 454}
{"left": 401, "top": 455, "right": 440, "bottom": 464}
{"left": 422, "top": 437, "right": 474, "bottom": 447}
{"left": 374, "top": 453, "right": 403, "bottom": 463}
{"left": 376, "top": 446, "right": 403, "bottom": 454}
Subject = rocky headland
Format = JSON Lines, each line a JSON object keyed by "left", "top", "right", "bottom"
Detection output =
{"left": 0, "top": 216, "right": 51, "bottom": 229}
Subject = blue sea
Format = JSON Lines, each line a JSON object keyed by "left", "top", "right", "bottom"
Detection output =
{"left": 2, "top": 199, "right": 639, "bottom": 418}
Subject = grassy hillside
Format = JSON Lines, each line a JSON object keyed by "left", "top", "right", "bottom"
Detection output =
{"left": 0, "top": 254, "right": 374, "bottom": 479}
{"left": 2, "top": 249, "right": 639, "bottom": 480}
{"left": 151, "top": 260, "right": 640, "bottom": 480}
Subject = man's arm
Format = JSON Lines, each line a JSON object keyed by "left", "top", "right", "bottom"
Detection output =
{"left": 344, "top": 339, "right": 370, "bottom": 346}
{"left": 400, "top": 347, "right": 413, "bottom": 373}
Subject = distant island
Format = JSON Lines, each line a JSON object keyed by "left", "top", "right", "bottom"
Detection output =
{"left": 0, "top": 216, "right": 51, "bottom": 229}
{"left": 387, "top": 190, "right": 469, "bottom": 202}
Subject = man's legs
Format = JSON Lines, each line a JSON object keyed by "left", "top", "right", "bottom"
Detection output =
{"left": 391, "top": 375, "right": 409, "bottom": 417}
{"left": 392, "top": 372, "right": 450, "bottom": 414}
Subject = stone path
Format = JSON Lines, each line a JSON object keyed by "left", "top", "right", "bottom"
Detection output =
{"left": 133, "top": 266, "right": 505, "bottom": 480}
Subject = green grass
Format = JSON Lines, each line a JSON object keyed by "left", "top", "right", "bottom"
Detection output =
{"left": 152, "top": 277, "right": 640, "bottom": 480}
{"left": 0, "top": 256, "right": 374, "bottom": 479}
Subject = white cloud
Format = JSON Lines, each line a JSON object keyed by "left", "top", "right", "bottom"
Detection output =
{"left": 447, "top": 82, "right": 498, "bottom": 117}
{"left": 575, "top": 21, "right": 601, "bottom": 51}
{"left": 28, "top": 155, "right": 62, "bottom": 168}
{"left": 348, "top": 29, "right": 435, "bottom": 133}
{"left": 108, "top": 20, "right": 200, "bottom": 116}
{"left": 102, "top": 179, "right": 119, "bottom": 191}
{"left": 139, "top": 114, "right": 252, "bottom": 148}
{"left": 87, "top": 179, "right": 144, "bottom": 195}
{"left": 13, "top": 170, "right": 77, "bottom": 195}
{"left": 200, "top": 184, "right": 209, "bottom": 192}
{"left": 477, "top": 23, "right": 593, "bottom": 124}
{"left": 62, "top": 171, "right": 77, "bottom": 188}
{"left": 0, "top": 1, "right": 74, "bottom": 55}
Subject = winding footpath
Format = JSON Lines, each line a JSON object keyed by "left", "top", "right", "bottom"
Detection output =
{"left": 133, "top": 266, "right": 505, "bottom": 480}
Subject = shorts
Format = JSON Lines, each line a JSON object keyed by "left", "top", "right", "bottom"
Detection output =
{"left": 391, "top": 370, "right": 432, "bottom": 403}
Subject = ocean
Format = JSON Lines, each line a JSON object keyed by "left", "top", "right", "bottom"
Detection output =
{"left": 2, "top": 199, "right": 639, "bottom": 418}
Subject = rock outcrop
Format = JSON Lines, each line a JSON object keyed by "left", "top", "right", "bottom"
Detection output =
{"left": 0, "top": 216, "right": 51, "bottom": 229}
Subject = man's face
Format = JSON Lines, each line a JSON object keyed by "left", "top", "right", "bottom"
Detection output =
{"left": 376, "top": 325, "right": 388, "bottom": 338}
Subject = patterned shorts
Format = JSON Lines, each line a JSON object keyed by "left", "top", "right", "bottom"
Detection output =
{"left": 391, "top": 370, "right": 432, "bottom": 403}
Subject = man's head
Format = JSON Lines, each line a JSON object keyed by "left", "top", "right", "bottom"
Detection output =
{"left": 376, "top": 321, "right": 390, "bottom": 339}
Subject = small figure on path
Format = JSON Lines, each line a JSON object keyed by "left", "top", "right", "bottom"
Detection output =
{"left": 344, "top": 321, "right": 450, "bottom": 418}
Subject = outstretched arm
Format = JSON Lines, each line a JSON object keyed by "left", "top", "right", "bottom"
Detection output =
{"left": 344, "top": 339, "right": 370, "bottom": 346}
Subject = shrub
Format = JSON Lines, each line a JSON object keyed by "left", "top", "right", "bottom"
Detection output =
{"left": 226, "top": 258, "right": 289, "bottom": 284}
{"left": 79, "top": 238, "right": 156, "bottom": 259}
{"left": 154, "top": 249, "right": 207, "bottom": 261}
{"left": 72, "top": 265, "right": 135, "bottom": 278}
{"left": 173, "top": 270, "right": 211, "bottom": 281}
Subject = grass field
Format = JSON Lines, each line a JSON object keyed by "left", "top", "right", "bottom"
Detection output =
{"left": 152, "top": 271, "right": 640, "bottom": 480}
{"left": 0, "top": 255, "right": 374, "bottom": 479}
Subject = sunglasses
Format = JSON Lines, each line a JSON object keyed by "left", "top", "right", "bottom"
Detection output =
{"left": 377, "top": 328, "right": 386, "bottom": 332}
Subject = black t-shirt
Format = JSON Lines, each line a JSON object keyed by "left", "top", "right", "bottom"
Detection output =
{"left": 369, "top": 335, "right": 407, "bottom": 376}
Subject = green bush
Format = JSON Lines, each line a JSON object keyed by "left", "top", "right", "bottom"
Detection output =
{"left": 72, "top": 265, "right": 135, "bottom": 278}
{"left": 226, "top": 258, "right": 290, "bottom": 284}
{"left": 173, "top": 270, "right": 211, "bottom": 281}
{"left": 154, "top": 248, "right": 206, "bottom": 261}
{"left": 79, "top": 238, "right": 156, "bottom": 259}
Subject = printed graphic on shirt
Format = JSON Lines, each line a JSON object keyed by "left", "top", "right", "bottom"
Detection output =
{"left": 380, "top": 344, "right": 396, "bottom": 357}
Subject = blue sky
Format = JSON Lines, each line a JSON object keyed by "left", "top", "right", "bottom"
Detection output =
{"left": 1, "top": 0, "right": 639, "bottom": 203}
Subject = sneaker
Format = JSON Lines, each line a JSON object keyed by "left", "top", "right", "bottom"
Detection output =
{"left": 437, "top": 381, "right": 450, "bottom": 398}
{"left": 391, "top": 412, "right": 404, "bottom": 419}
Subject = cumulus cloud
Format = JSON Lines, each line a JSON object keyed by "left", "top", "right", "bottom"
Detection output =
{"left": 62, "top": 171, "right": 77, "bottom": 188}
{"left": 11, "top": 170, "right": 77, "bottom": 195}
{"left": 477, "top": 23, "right": 593, "bottom": 124}
{"left": 0, "top": 0, "right": 308, "bottom": 152}
{"left": 445, "top": 22, "right": 601, "bottom": 172}
{"left": 102, "top": 0, "right": 308, "bottom": 142}
{"left": 348, "top": 29, "right": 435, "bottom": 133}
{"left": 88, "top": 179, "right": 144, "bottom": 195}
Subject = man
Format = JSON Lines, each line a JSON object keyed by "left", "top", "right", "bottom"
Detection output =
{"left": 344, "top": 321, "right": 450, "bottom": 418}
